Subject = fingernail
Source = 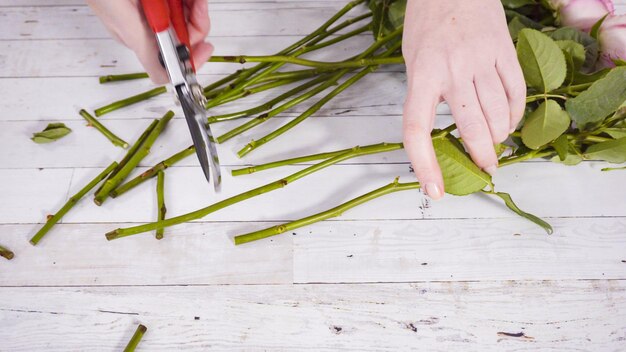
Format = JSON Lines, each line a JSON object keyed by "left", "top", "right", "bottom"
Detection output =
{"left": 484, "top": 165, "right": 498, "bottom": 175}
{"left": 509, "top": 127, "right": 516, "bottom": 134}
{"left": 425, "top": 183, "right": 443, "bottom": 200}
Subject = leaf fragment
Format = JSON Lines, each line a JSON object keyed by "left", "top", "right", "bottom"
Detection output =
{"left": 31, "top": 122, "right": 72, "bottom": 144}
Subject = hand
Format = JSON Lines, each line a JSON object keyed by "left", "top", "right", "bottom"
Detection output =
{"left": 87, "top": 0, "right": 214, "bottom": 84}
{"left": 401, "top": 0, "right": 526, "bottom": 199}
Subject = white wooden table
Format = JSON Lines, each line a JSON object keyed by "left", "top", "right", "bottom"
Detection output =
{"left": 1, "top": 1, "right": 625, "bottom": 350}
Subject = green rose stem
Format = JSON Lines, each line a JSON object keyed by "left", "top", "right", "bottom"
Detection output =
{"left": 94, "top": 111, "right": 174, "bottom": 205}
{"left": 235, "top": 28, "right": 403, "bottom": 157}
{"left": 123, "top": 324, "right": 147, "bottom": 352}
{"left": 94, "top": 86, "right": 167, "bottom": 117}
{"left": 231, "top": 125, "right": 456, "bottom": 176}
{"left": 254, "top": 68, "right": 337, "bottom": 84}
{"left": 236, "top": 67, "right": 372, "bottom": 157}
{"left": 105, "top": 142, "right": 403, "bottom": 240}
{"left": 300, "top": 22, "right": 373, "bottom": 53}
{"left": 156, "top": 170, "right": 166, "bottom": 240}
{"left": 0, "top": 245, "right": 14, "bottom": 260}
{"left": 99, "top": 72, "right": 149, "bottom": 84}
{"left": 234, "top": 178, "right": 420, "bottom": 245}
{"left": 94, "top": 119, "right": 158, "bottom": 197}
{"left": 94, "top": 119, "right": 158, "bottom": 203}
{"left": 29, "top": 161, "right": 118, "bottom": 246}
{"left": 203, "top": 71, "right": 243, "bottom": 97}
{"left": 208, "top": 73, "right": 338, "bottom": 124}
{"left": 498, "top": 150, "right": 555, "bottom": 167}
{"left": 79, "top": 109, "right": 129, "bottom": 149}
{"left": 231, "top": 146, "right": 364, "bottom": 176}
{"left": 211, "top": 74, "right": 326, "bottom": 110}
{"left": 111, "top": 145, "right": 195, "bottom": 199}
{"left": 205, "top": 1, "right": 370, "bottom": 108}
{"left": 525, "top": 93, "right": 567, "bottom": 103}
{"left": 216, "top": 73, "right": 344, "bottom": 143}
{"left": 212, "top": 13, "right": 371, "bottom": 99}
{"left": 209, "top": 55, "right": 404, "bottom": 69}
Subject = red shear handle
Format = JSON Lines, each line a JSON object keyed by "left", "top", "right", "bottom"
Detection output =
{"left": 140, "top": 0, "right": 170, "bottom": 33}
{"left": 167, "top": 0, "right": 192, "bottom": 52}
{"left": 140, "top": 0, "right": 194, "bottom": 69}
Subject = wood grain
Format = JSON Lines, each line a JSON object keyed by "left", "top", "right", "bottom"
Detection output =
{"left": 0, "top": 281, "right": 624, "bottom": 351}
{"left": 0, "top": 218, "right": 625, "bottom": 286}
{"left": 1, "top": 1, "right": 625, "bottom": 351}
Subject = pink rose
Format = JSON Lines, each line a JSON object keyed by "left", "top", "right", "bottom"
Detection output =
{"left": 549, "top": 0, "right": 615, "bottom": 31}
{"left": 598, "top": 15, "right": 626, "bottom": 67}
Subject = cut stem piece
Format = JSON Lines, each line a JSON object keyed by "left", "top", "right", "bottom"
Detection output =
{"left": 156, "top": 170, "right": 166, "bottom": 240}
{"left": 94, "top": 86, "right": 167, "bottom": 117}
{"left": 235, "top": 179, "right": 420, "bottom": 245}
{"left": 0, "top": 245, "right": 14, "bottom": 260}
{"left": 99, "top": 72, "right": 149, "bottom": 84}
{"left": 94, "top": 111, "right": 174, "bottom": 205}
{"left": 79, "top": 109, "right": 129, "bottom": 149}
{"left": 111, "top": 145, "right": 195, "bottom": 199}
{"left": 30, "top": 161, "right": 118, "bottom": 245}
{"left": 123, "top": 324, "right": 147, "bottom": 352}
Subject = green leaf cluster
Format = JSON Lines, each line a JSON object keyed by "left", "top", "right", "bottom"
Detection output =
{"left": 512, "top": 27, "right": 626, "bottom": 166}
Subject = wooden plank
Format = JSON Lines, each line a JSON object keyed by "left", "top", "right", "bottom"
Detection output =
{"left": 0, "top": 71, "right": 428, "bottom": 122}
{"left": 0, "top": 35, "right": 398, "bottom": 78}
{"left": 293, "top": 218, "right": 626, "bottom": 283}
{"left": 0, "top": 114, "right": 423, "bottom": 169}
{"left": 0, "top": 221, "right": 293, "bottom": 286}
{"left": 1, "top": 217, "right": 625, "bottom": 286}
{"left": 1, "top": 161, "right": 625, "bottom": 225}
{"left": 0, "top": 3, "right": 368, "bottom": 40}
{"left": 0, "top": 281, "right": 624, "bottom": 350}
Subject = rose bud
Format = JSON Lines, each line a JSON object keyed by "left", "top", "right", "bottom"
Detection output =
{"left": 598, "top": 15, "right": 626, "bottom": 67}
{"left": 549, "top": 0, "right": 615, "bottom": 31}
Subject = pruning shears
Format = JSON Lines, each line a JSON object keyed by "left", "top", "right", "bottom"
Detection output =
{"left": 140, "top": 0, "right": 221, "bottom": 192}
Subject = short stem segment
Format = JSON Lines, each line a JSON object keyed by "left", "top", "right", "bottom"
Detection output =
{"left": 99, "top": 72, "right": 149, "bottom": 84}
{"left": 111, "top": 145, "right": 195, "bottom": 199}
{"left": 156, "top": 171, "right": 166, "bottom": 240}
{"left": 94, "top": 111, "right": 174, "bottom": 205}
{"left": 79, "top": 109, "right": 129, "bottom": 149}
{"left": 0, "top": 245, "right": 14, "bottom": 260}
{"left": 30, "top": 161, "right": 119, "bottom": 245}
{"left": 94, "top": 86, "right": 167, "bottom": 117}
{"left": 123, "top": 324, "right": 147, "bottom": 352}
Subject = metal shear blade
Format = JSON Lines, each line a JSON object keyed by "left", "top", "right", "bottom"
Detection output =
{"left": 176, "top": 84, "right": 221, "bottom": 192}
